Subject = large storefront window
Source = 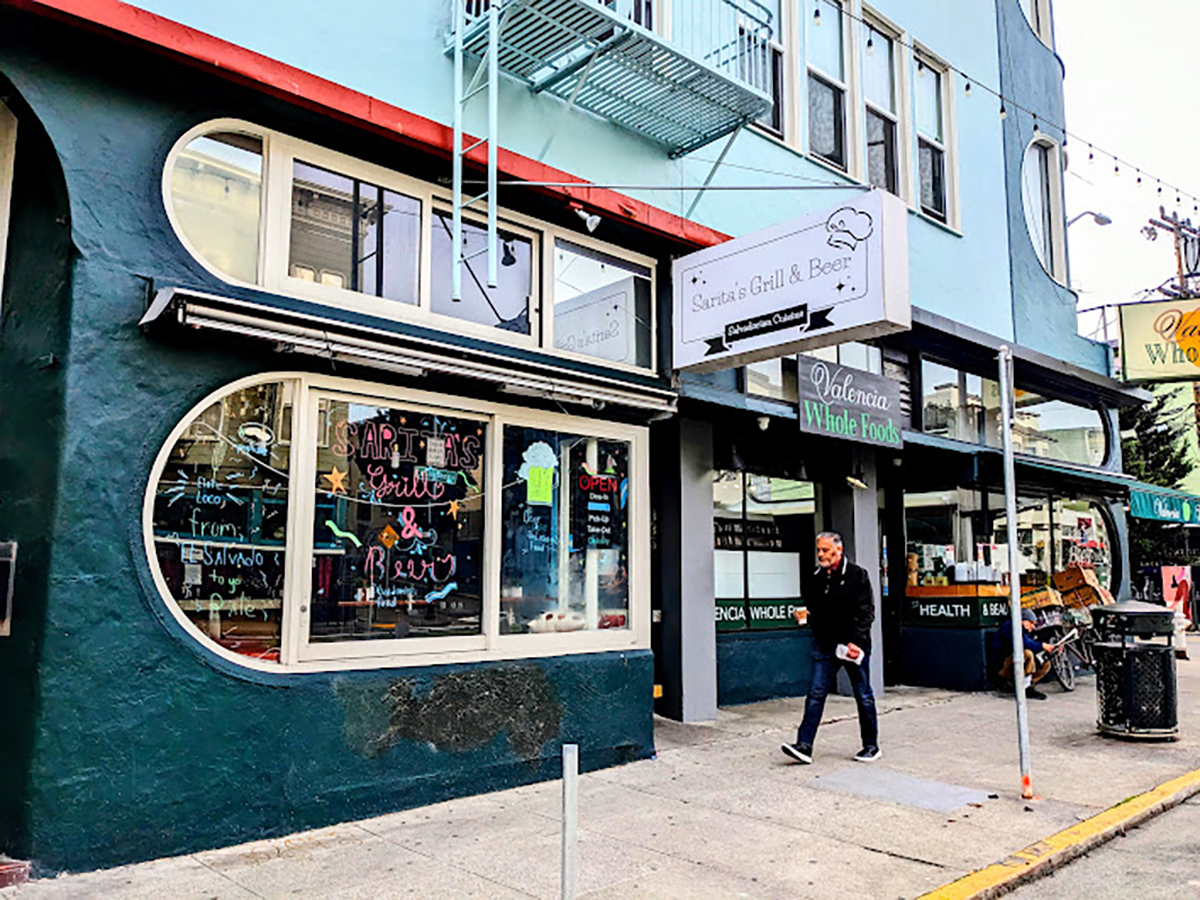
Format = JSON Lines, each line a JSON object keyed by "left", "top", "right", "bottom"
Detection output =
{"left": 990, "top": 497, "right": 1113, "bottom": 590}
{"left": 713, "top": 472, "right": 815, "bottom": 631}
{"left": 500, "top": 427, "right": 630, "bottom": 633}
{"left": 921, "top": 359, "right": 1107, "bottom": 466}
{"left": 309, "top": 400, "right": 484, "bottom": 643}
{"left": 147, "top": 376, "right": 647, "bottom": 669}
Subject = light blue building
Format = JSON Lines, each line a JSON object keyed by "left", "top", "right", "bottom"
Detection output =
{"left": 0, "top": 0, "right": 1145, "bottom": 871}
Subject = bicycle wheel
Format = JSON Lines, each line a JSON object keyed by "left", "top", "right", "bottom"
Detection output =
{"left": 1051, "top": 648, "right": 1076, "bottom": 691}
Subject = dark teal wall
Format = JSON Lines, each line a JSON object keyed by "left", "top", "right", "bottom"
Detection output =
{"left": 717, "top": 630, "right": 814, "bottom": 706}
{"left": 898, "top": 627, "right": 991, "bottom": 692}
{"left": 996, "top": 0, "right": 1108, "bottom": 375}
{"left": 0, "top": 15, "right": 652, "bottom": 873}
{"left": 0, "top": 76, "right": 73, "bottom": 857}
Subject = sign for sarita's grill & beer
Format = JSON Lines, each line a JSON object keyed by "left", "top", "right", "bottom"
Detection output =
{"left": 671, "top": 190, "right": 910, "bottom": 373}
{"left": 797, "top": 356, "right": 903, "bottom": 448}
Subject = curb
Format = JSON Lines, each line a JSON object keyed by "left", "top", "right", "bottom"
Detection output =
{"left": 917, "top": 767, "right": 1200, "bottom": 900}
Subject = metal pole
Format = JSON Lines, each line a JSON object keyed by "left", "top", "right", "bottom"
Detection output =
{"left": 452, "top": 0, "right": 465, "bottom": 302}
{"left": 561, "top": 743, "right": 579, "bottom": 900}
{"left": 998, "top": 345, "right": 1034, "bottom": 800}
{"left": 487, "top": 0, "right": 499, "bottom": 288}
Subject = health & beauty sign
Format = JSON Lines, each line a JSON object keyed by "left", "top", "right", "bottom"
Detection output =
{"left": 671, "top": 190, "right": 910, "bottom": 372}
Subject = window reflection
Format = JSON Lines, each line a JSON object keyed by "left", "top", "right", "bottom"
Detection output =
{"left": 289, "top": 161, "right": 421, "bottom": 304}
{"left": 553, "top": 240, "right": 652, "bottom": 367}
{"left": 430, "top": 211, "right": 533, "bottom": 334}
{"left": 171, "top": 132, "right": 263, "bottom": 283}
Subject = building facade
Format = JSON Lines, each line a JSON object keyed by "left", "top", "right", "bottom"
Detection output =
{"left": 0, "top": 0, "right": 1144, "bottom": 872}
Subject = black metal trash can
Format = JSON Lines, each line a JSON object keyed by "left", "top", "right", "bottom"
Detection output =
{"left": 1092, "top": 601, "right": 1178, "bottom": 739}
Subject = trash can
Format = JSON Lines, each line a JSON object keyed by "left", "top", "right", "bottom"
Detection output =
{"left": 1092, "top": 601, "right": 1178, "bottom": 739}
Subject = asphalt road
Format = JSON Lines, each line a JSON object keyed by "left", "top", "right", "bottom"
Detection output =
{"left": 1010, "top": 796, "right": 1200, "bottom": 899}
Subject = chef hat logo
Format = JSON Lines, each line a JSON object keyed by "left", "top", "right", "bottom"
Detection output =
{"left": 825, "top": 208, "right": 874, "bottom": 251}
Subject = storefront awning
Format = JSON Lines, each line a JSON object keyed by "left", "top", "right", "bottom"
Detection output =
{"left": 1127, "top": 483, "right": 1200, "bottom": 524}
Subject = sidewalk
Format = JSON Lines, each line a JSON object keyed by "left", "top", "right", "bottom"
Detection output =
{"left": 4, "top": 662, "right": 1199, "bottom": 899}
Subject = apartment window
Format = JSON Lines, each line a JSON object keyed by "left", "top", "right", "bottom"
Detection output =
{"left": 807, "top": 0, "right": 847, "bottom": 169}
{"left": 165, "top": 121, "right": 655, "bottom": 370}
{"left": 147, "top": 375, "right": 649, "bottom": 670}
{"left": 0, "top": 101, "right": 14, "bottom": 310}
{"left": 1021, "top": 140, "right": 1064, "bottom": 282}
{"left": 744, "top": 0, "right": 784, "bottom": 134}
{"left": 915, "top": 56, "right": 946, "bottom": 221}
{"left": 863, "top": 23, "right": 898, "bottom": 194}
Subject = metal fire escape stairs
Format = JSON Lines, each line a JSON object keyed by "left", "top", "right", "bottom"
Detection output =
{"left": 448, "top": 0, "right": 775, "bottom": 300}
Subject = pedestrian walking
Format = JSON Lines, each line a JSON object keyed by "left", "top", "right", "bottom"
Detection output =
{"left": 781, "top": 531, "right": 879, "bottom": 764}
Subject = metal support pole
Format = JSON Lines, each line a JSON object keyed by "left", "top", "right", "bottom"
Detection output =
{"left": 452, "top": 0, "right": 465, "bottom": 302}
{"left": 487, "top": 1, "right": 499, "bottom": 288}
{"left": 561, "top": 743, "right": 579, "bottom": 900}
{"left": 999, "top": 345, "right": 1034, "bottom": 800}
{"left": 685, "top": 121, "right": 744, "bottom": 218}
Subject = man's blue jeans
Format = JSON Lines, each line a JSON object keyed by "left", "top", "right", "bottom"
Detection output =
{"left": 796, "top": 647, "right": 879, "bottom": 750}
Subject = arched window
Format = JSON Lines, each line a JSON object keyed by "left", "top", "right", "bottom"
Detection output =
{"left": 1021, "top": 139, "right": 1066, "bottom": 283}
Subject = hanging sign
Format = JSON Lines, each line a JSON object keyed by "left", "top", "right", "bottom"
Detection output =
{"left": 1119, "top": 298, "right": 1200, "bottom": 382}
{"left": 797, "top": 356, "right": 902, "bottom": 447}
{"left": 671, "top": 190, "right": 910, "bottom": 373}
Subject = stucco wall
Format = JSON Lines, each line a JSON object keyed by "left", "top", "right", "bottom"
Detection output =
{"left": 0, "top": 20, "right": 653, "bottom": 873}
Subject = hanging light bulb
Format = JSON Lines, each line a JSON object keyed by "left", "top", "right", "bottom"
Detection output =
{"left": 813, "top": 4, "right": 821, "bottom": 25}
{"left": 999, "top": 101, "right": 1007, "bottom": 120}
{"left": 964, "top": 81, "right": 972, "bottom": 96}
{"left": 866, "top": 33, "right": 874, "bottom": 55}
{"left": 1137, "top": 170, "right": 1142, "bottom": 185}
{"left": 917, "top": 60, "right": 926, "bottom": 78}
{"left": 1114, "top": 162, "right": 1120, "bottom": 175}
{"left": 1032, "top": 116, "right": 1040, "bottom": 135}
{"left": 1088, "top": 145, "right": 1094, "bottom": 163}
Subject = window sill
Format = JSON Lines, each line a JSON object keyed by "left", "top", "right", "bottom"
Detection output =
{"left": 911, "top": 207, "right": 963, "bottom": 238}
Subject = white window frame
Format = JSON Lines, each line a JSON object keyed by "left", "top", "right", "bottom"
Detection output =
{"left": 0, "top": 101, "right": 16, "bottom": 310}
{"left": 1021, "top": 137, "right": 1067, "bottom": 284}
{"left": 804, "top": 0, "right": 857, "bottom": 177}
{"left": 859, "top": 10, "right": 911, "bottom": 203}
{"left": 163, "top": 119, "right": 658, "bottom": 375}
{"left": 143, "top": 371, "right": 651, "bottom": 674}
{"left": 912, "top": 47, "right": 959, "bottom": 231}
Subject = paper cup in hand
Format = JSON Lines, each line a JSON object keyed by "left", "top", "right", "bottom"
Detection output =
{"left": 793, "top": 608, "right": 809, "bottom": 625}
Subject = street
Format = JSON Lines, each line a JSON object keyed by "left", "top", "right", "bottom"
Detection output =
{"left": 1010, "top": 796, "right": 1200, "bottom": 899}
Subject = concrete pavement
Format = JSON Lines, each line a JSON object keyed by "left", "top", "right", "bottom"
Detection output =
{"left": 4, "top": 661, "right": 1200, "bottom": 899}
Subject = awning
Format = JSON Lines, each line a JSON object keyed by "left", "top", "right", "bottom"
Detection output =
{"left": 1127, "top": 483, "right": 1200, "bottom": 524}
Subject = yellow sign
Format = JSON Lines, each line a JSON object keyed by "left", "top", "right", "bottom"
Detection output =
{"left": 1119, "top": 298, "right": 1200, "bottom": 382}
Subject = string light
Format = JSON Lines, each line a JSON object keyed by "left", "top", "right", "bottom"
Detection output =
{"left": 999, "top": 101, "right": 1007, "bottom": 120}
{"left": 964, "top": 81, "right": 971, "bottom": 96}
{"left": 866, "top": 33, "right": 874, "bottom": 55}
{"left": 1088, "top": 145, "right": 1094, "bottom": 163}
{"left": 813, "top": 5, "right": 821, "bottom": 25}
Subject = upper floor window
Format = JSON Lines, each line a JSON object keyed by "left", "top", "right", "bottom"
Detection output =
{"left": 862, "top": 20, "right": 899, "bottom": 194}
{"left": 914, "top": 53, "right": 948, "bottom": 223}
{"left": 164, "top": 120, "right": 656, "bottom": 372}
{"left": 743, "top": 0, "right": 784, "bottom": 135}
{"left": 745, "top": 342, "right": 881, "bottom": 403}
{"left": 1019, "top": 0, "right": 1054, "bottom": 48}
{"left": 807, "top": 0, "right": 847, "bottom": 170}
{"left": 1021, "top": 139, "right": 1066, "bottom": 283}
{"left": 0, "top": 100, "right": 15, "bottom": 310}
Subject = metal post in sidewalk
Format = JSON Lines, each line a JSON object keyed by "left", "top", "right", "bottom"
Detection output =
{"left": 998, "top": 345, "right": 1034, "bottom": 800}
{"left": 561, "top": 743, "right": 579, "bottom": 900}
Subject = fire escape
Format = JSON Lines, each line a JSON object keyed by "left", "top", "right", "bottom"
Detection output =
{"left": 447, "top": 0, "right": 775, "bottom": 297}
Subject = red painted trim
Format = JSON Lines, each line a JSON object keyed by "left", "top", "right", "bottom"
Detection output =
{"left": 4, "top": 0, "right": 729, "bottom": 249}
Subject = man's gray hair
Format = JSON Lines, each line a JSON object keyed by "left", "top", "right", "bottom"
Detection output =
{"left": 816, "top": 531, "right": 843, "bottom": 547}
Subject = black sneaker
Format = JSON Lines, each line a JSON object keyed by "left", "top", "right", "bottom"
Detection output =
{"left": 781, "top": 742, "right": 813, "bottom": 764}
{"left": 854, "top": 746, "right": 882, "bottom": 763}
{"left": 1025, "top": 687, "right": 1048, "bottom": 701}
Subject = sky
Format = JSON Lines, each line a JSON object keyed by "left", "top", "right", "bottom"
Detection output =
{"left": 1054, "top": 0, "right": 1198, "bottom": 345}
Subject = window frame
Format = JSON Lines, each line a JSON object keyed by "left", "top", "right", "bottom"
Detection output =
{"left": 0, "top": 101, "right": 16, "bottom": 311}
{"left": 163, "top": 119, "right": 658, "bottom": 374}
{"left": 805, "top": 0, "right": 853, "bottom": 173}
{"left": 1021, "top": 137, "right": 1067, "bottom": 284}
{"left": 1019, "top": 0, "right": 1055, "bottom": 48}
{"left": 860, "top": 12, "right": 909, "bottom": 201}
{"left": 912, "top": 48, "right": 958, "bottom": 229}
{"left": 143, "top": 371, "right": 651, "bottom": 674}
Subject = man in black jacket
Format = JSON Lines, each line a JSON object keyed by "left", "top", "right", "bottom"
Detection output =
{"left": 781, "top": 531, "right": 880, "bottom": 764}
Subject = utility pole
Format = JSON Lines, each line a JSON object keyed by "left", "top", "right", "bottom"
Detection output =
{"left": 1148, "top": 206, "right": 1200, "bottom": 299}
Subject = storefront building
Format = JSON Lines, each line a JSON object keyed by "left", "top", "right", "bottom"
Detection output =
{"left": 0, "top": 0, "right": 1147, "bottom": 873}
